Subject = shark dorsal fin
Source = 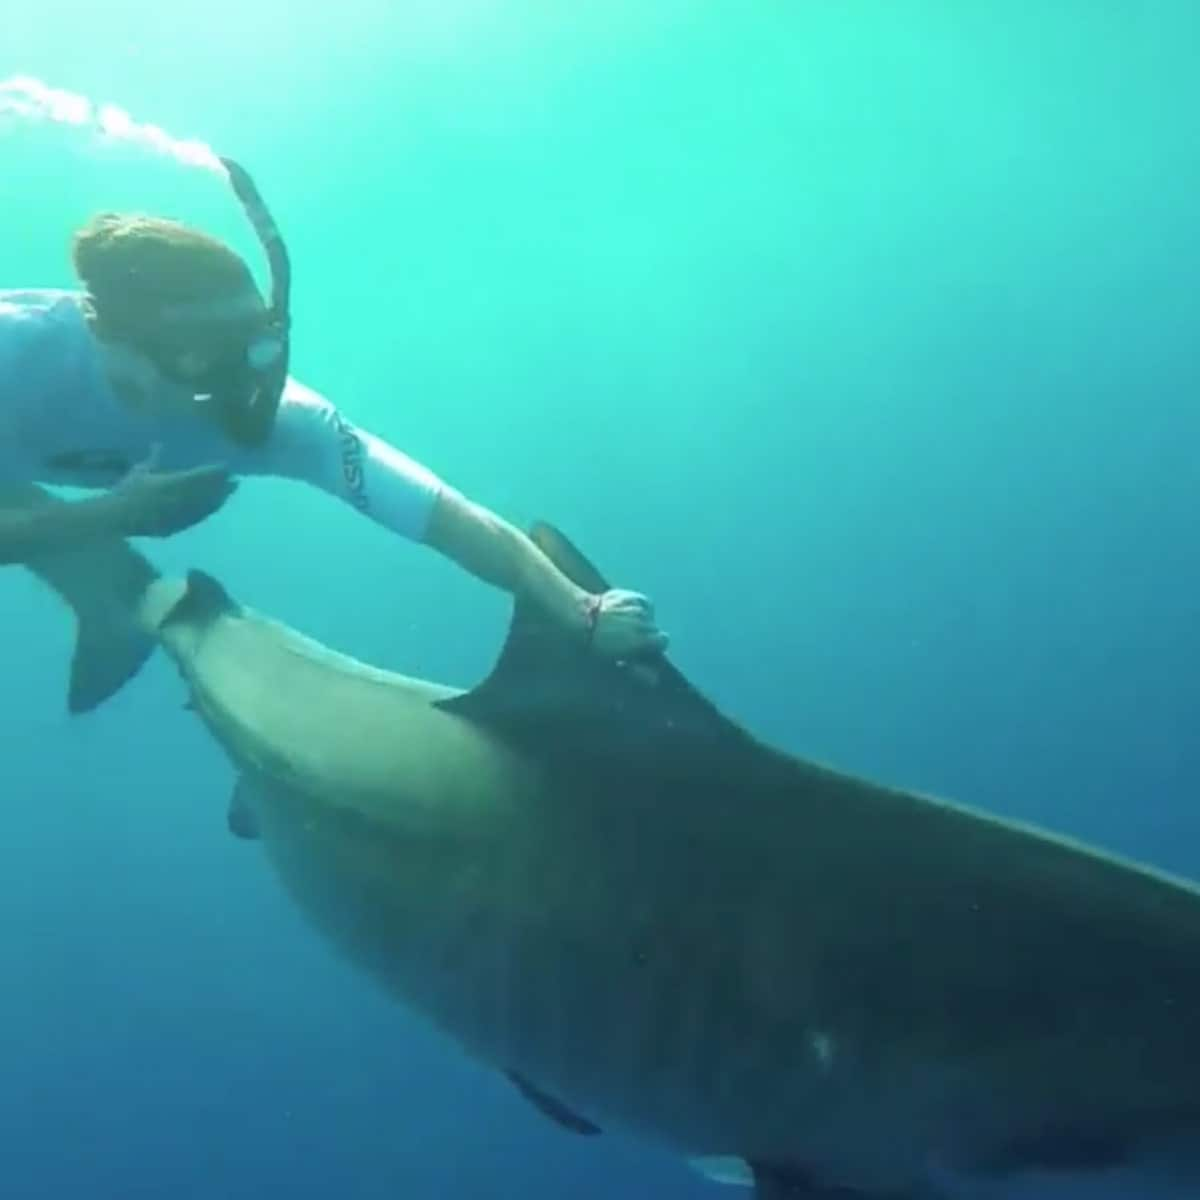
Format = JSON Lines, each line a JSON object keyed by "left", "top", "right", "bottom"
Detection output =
{"left": 525, "top": 521, "right": 610, "bottom": 593}
{"left": 161, "top": 569, "right": 238, "bottom": 630}
{"left": 437, "top": 523, "right": 748, "bottom": 761}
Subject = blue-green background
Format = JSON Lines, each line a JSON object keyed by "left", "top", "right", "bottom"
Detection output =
{"left": 3, "top": 4, "right": 1198, "bottom": 1196}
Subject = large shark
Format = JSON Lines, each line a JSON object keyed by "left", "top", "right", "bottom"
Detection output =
{"left": 17, "top": 499, "right": 1200, "bottom": 1200}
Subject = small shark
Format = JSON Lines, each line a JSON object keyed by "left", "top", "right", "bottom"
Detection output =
{"left": 17, "top": 499, "right": 1200, "bottom": 1199}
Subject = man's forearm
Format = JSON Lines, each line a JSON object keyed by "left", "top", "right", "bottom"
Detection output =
{"left": 0, "top": 493, "right": 124, "bottom": 565}
{"left": 424, "top": 489, "right": 591, "bottom": 634}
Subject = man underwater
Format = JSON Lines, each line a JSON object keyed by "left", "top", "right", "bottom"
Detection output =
{"left": 0, "top": 159, "right": 666, "bottom": 659}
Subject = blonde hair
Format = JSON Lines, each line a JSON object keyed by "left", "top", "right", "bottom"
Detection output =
{"left": 71, "top": 213, "right": 262, "bottom": 350}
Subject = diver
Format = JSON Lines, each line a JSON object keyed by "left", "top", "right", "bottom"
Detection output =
{"left": 0, "top": 159, "right": 667, "bottom": 658}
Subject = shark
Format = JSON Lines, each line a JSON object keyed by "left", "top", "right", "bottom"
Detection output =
{"left": 15, "top": 493, "right": 1200, "bottom": 1200}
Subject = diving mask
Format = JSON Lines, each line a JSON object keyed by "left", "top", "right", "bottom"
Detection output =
{"left": 154, "top": 157, "right": 293, "bottom": 446}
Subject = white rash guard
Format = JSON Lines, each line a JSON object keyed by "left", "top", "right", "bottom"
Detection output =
{"left": 0, "top": 288, "right": 444, "bottom": 541}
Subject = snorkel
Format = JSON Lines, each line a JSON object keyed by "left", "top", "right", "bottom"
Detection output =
{"left": 159, "top": 157, "right": 293, "bottom": 446}
{"left": 215, "top": 156, "right": 292, "bottom": 445}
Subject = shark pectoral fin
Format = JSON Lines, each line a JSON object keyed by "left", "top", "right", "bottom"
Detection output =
{"left": 505, "top": 1071, "right": 601, "bottom": 1136}
{"left": 690, "top": 1157, "right": 755, "bottom": 1186}
{"left": 227, "top": 779, "right": 260, "bottom": 841}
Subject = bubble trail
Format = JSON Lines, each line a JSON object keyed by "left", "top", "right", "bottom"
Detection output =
{"left": 0, "top": 75, "right": 228, "bottom": 176}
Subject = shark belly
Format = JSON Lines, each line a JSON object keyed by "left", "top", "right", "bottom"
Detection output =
{"left": 242, "top": 771, "right": 827, "bottom": 1152}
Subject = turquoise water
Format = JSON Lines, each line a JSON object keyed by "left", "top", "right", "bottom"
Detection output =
{"left": 3, "top": 4, "right": 1199, "bottom": 1197}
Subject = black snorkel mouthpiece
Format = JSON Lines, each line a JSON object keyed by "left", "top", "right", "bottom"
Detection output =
{"left": 215, "top": 156, "right": 292, "bottom": 446}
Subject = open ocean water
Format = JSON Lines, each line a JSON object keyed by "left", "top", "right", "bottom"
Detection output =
{"left": 3, "top": 3, "right": 1199, "bottom": 1198}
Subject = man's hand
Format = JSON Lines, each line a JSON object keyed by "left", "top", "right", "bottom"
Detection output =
{"left": 110, "top": 456, "right": 238, "bottom": 538}
{"left": 588, "top": 589, "right": 669, "bottom": 659}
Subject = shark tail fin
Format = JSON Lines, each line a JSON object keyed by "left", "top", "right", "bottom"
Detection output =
{"left": 27, "top": 541, "right": 160, "bottom": 714}
{"left": 65, "top": 592, "right": 158, "bottom": 714}
{"left": 9, "top": 487, "right": 162, "bottom": 712}
{"left": 2, "top": 483, "right": 161, "bottom": 712}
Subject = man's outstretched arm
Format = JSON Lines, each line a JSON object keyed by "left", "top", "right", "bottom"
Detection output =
{"left": 257, "top": 387, "right": 669, "bottom": 658}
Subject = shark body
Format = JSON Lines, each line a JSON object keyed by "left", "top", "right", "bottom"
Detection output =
{"left": 15, "top": 508, "right": 1200, "bottom": 1199}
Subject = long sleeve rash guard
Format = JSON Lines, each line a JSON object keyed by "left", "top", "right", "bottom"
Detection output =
{"left": 0, "top": 289, "right": 444, "bottom": 541}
